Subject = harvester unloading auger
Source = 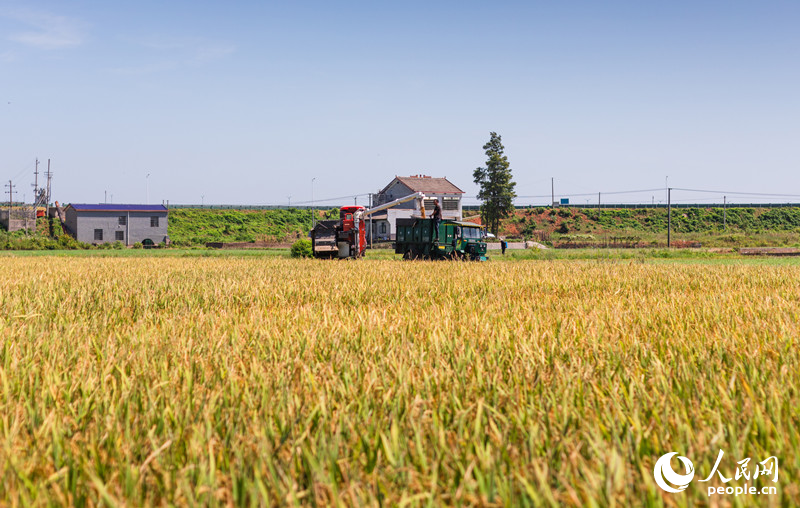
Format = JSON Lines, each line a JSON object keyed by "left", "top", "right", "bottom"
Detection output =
{"left": 309, "top": 192, "right": 427, "bottom": 259}
{"left": 309, "top": 192, "right": 488, "bottom": 261}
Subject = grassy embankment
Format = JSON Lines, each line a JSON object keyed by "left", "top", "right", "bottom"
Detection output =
{"left": 166, "top": 208, "right": 336, "bottom": 246}
{"left": 498, "top": 206, "right": 800, "bottom": 247}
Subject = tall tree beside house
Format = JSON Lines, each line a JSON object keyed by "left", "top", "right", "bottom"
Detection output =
{"left": 473, "top": 132, "right": 516, "bottom": 235}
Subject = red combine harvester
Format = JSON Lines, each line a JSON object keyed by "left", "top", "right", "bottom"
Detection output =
{"left": 309, "top": 192, "right": 426, "bottom": 259}
{"left": 335, "top": 205, "right": 367, "bottom": 258}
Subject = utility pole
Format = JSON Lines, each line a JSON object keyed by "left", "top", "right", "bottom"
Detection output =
{"left": 311, "top": 177, "right": 316, "bottom": 229}
{"left": 667, "top": 187, "right": 672, "bottom": 248}
{"left": 6, "top": 180, "right": 15, "bottom": 223}
{"left": 723, "top": 196, "right": 727, "bottom": 230}
{"left": 369, "top": 193, "right": 373, "bottom": 248}
{"left": 45, "top": 159, "right": 52, "bottom": 206}
{"left": 551, "top": 177, "right": 555, "bottom": 207}
{"left": 146, "top": 173, "right": 151, "bottom": 205}
{"left": 598, "top": 192, "right": 601, "bottom": 207}
{"left": 32, "top": 159, "right": 39, "bottom": 207}
{"left": 23, "top": 192, "right": 28, "bottom": 230}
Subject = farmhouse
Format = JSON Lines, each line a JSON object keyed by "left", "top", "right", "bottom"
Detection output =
{"left": 371, "top": 175, "right": 464, "bottom": 241}
{"left": 64, "top": 204, "right": 168, "bottom": 246}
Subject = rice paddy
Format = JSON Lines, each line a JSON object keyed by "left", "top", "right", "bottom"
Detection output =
{"left": 1, "top": 256, "right": 798, "bottom": 506}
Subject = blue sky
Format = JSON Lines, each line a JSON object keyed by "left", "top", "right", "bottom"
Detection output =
{"left": 1, "top": 1, "right": 799, "bottom": 206}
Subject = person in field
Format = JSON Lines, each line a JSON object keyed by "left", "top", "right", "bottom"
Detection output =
{"left": 432, "top": 199, "right": 442, "bottom": 241}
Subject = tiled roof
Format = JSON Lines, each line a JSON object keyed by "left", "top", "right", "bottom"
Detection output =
{"left": 66, "top": 203, "right": 168, "bottom": 212}
{"left": 391, "top": 176, "right": 464, "bottom": 195}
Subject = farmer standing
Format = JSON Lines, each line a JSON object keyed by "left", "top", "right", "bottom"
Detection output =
{"left": 432, "top": 199, "right": 442, "bottom": 241}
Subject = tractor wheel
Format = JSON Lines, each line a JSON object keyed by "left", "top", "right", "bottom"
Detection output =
{"left": 404, "top": 247, "right": 420, "bottom": 260}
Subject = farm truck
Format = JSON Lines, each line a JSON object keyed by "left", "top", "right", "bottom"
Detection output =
{"left": 309, "top": 192, "right": 488, "bottom": 260}
{"left": 394, "top": 218, "right": 487, "bottom": 260}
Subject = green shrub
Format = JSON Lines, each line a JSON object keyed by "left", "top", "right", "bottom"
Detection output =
{"left": 133, "top": 242, "right": 143, "bottom": 249}
{"left": 291, "top": 238, "right": 313, "bottom": 258}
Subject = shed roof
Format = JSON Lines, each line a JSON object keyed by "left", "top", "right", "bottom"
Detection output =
{"left": 382, "top": 175, "right": 464, "bottom": 195}
{"left": 451, "top": 220, "right": 483, "bottom": 228}
{"left": 66, "top": 203, "right": 168, "bottom": 212}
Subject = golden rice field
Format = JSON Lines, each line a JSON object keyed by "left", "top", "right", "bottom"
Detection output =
{"left": 1, "top": 255, "right": 798, "bottom": 507}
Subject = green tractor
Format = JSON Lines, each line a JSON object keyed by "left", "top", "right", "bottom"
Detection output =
{"left": 394, "top": 218, "right": 488, "bottom": 260}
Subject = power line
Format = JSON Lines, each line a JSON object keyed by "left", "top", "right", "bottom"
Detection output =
{"left": 600, "top": 187, "right": 666, "bottom": 195}
{"left": 7, "top": 159, "right": 34, "bottom": 183}
{"left": 514, "top": 187, "right": 667, "bottom": 199}
{"left": 290, "top": 193, "right": 371, "bottom": 206}
{"left": 209, "top": 186, "right": 800, "bottom": 207}
{"left": 672, "top": 187, "right": 800, "bottom": 198}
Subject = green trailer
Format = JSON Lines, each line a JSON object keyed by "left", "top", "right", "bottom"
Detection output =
{"left": 394, "top": 218, "right": 488, "bottom": 260}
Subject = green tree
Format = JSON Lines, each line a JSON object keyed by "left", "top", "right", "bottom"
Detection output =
{"left": 473, "top": 132, "right": 516, "bottom": 235}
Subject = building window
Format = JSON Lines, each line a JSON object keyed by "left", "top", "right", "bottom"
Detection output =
{"left": 94, "top": 229, "right": 103, "bottom": 241}
{"left": 380, "top": 223, "right": 387, "bottom": 234}
{"left": 118, "top": 215, "right": 127, "bottom": 226}
{"left": 442, "top": 197, "right": 459, "bottom": 211}
{"left": 423, "top": 199, "right": 438, "bottom": 210}
{"left": 150, "top": 216, "right": 159, "bottom": 227}
{"left": 115, "top": 231, "right": 124, "bottom": 242}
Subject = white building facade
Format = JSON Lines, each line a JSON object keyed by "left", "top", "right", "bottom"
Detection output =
{"left": 370, "top": 175, "right": 464, "bottom": 241}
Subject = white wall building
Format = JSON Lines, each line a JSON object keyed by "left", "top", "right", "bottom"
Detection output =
{"left": 370, "top": 175, "right": 464, "bottom": 241}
